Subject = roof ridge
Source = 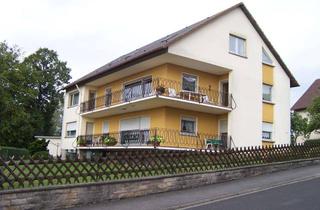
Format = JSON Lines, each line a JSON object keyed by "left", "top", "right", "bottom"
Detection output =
{"left": 64, "top": 2, "right": 299, "bottom": 90}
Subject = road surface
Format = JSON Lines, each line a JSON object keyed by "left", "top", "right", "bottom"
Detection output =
{"left": 69, "top": 164, "right": 320, "bottom": 210}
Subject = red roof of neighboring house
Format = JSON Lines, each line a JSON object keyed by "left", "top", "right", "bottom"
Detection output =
{"left": 292, "top": 79, "right": 320, "bottom": 111}
{"left": 64, "top": 2, "right": 299, "bottom": 91}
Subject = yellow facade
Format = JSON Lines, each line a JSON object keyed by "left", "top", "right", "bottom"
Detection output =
{"left": 89, "top": 107, "right": 223, "bottom": 149}
{"left": 262, "top": 64, "right": 273, "bottom": 85}
{"left": 95, "top": 63, "right": 228, "bottom": 98}
{"left": 262, "top": 103, "right": 274, "bottom": 123}
{"left": 262, "top": 141, "right": 274, "bottom": 147}
{"left": 81, "top": 63, "right": 230, "bottom": 149}
{"left": 93, "top": 107, "right": 219, "bottom": 135}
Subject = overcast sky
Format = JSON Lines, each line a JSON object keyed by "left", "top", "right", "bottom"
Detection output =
{"left": 1, "top": 0, "right": 319, "bottom": 105}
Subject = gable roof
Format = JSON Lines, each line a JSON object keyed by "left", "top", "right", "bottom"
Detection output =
{"left": 292, "top": 79, "right": 320, "bottom": 111}
{"left": 64, "top": 2, "right": 299, "bottom": 91}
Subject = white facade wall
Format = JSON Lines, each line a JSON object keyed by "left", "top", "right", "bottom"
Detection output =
{"left": 169, "top": 8, "right": 291, "bottom": 146}
{"left": 61, "top": 8, "right": 293, "bottom": 149}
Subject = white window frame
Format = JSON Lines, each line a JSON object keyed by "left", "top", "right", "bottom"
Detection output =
{"left": 262, "top": 48, "right": 273, "bottom": 65}
{"left": 229, "top": 34, "right": 246, "bottom": 57}
{"left": 66, "top": 121, "right": 77, "bottom": 138}
{"left": 262, "top": 122, "right": 273, "bottom": 140}
{"left": 69, "top": 91, "right": 79, "bottom": 107}
{"left": 180, "top": 116, "right": 197, "bottom": 135}
{"left": 181, "top": 73, "right": 198, "bottom": 93}
{"left": 262, "top": 84, "right": 272, "bottom": 102}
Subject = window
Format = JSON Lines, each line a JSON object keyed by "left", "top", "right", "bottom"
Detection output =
{"left": 182, "top": 74, "right": 197, "bottom": 92}
{"left": 69, "top": 92, "right": 79, "bottom": 107}
{"left": 263, "top": 84, "right": 272, "bottom": 101}
{"left": 262, "top": 122, "right": 272, "bottom": 140}
{"left": 66, "top": 122, "right": 77, "bottom": 137}
{"left": 181, "top": 116, "right": 196, "bottom": 135}
{"left": 262, "top": 48, "right": 273, "bottom": 64}
{"left": 124, "top": 77, "right": 152, "bottom": 102}
{"left": 229, "top": 34, "right": 246, "bottom": 57}
{"left": 105, "top": 88, "right": 112, "bottom": 106}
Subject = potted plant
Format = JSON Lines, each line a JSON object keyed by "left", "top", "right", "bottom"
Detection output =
{"left": 103, "top": 136, "right": 117, "bottom": 146}
{"left": 149, "top": 135, "right": 164, "bottom": 148}
{"left": 156, "top": 85, "right": 165, "bottom": 95}
{"left": 77, "top": 137, "right": 86, "bottom": 146}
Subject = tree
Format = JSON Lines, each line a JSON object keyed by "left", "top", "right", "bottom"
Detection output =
{"left": 308, "top": 96, "right": 320, "bottom": 134}
{"left": 22, "top": 48, "right": 71, "bottom": 136}
{"left": 0, "top": 42, "right": 71, "bottom": 148}
{"left": 290, "top": 112, "right": 310, "bottom": 145}
{"left": 0, "top": 42, "right": 37, "bottom": 147}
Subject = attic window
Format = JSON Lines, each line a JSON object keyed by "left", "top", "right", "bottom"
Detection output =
{"left": 229, "top": 34, "right": 246, "bottom": 57}
{"left": 262, "top": 48, "right": 273, "bottom": 65}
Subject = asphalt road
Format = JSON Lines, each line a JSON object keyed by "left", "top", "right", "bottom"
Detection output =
{"left": 69, "top": 164, "right": 320, "bottom": 210}
{"left": 185, "top": 177, "right": 320, "bottom": 210}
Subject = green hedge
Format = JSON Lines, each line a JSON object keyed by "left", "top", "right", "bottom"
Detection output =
{"left": 0, "top": 146, "right": 30, "bottom": 160}
{"left": 304, "top": 139, "right": 320, "bottom": 146}
{"left": 32, "top": 151, "right": 50, "bottom": 159}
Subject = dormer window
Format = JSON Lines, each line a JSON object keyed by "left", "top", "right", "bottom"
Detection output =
{"left": 262, "top": 48, "right": 273, "bottom": 65}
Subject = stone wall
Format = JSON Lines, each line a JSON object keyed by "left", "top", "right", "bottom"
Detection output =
{"left": 1, "top": 158, "right": 320, "bottom": 210}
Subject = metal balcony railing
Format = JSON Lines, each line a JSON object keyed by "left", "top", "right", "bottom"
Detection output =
{"left": 80, "top": 77, "right": 231, "bottom": 113}
{"left": 76, "top": 128, "right": 230, "bottom": 150}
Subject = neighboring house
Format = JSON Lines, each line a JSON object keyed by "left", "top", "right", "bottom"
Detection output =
{"left": 291, "top": 79, "right": 320, "bottom": 143}
{"left": 35, "top": 136, "right": 62, "bottom": 157}
{"left": 61, "top": 3, "right": 298, "bottom": 158}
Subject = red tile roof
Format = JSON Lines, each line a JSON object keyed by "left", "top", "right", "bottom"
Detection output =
{"left": 292, "top": 79, "right": 320, "bottom": 111}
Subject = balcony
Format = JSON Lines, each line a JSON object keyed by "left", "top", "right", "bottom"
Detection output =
{"left": 80, "top": 77, "right": 233, "bottom": 118}
{"left": 76, "top": 128, "right": 230, "bottom": 150}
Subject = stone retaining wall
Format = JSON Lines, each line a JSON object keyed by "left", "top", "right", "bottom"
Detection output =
{"left": 1, "top": 158, "right": 320, "bottom": 210}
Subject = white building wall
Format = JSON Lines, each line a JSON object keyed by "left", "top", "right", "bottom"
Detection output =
{"left": 61, "top": 85, "right": 96, "bottom": 157}
{"left": 262, "top": 45, "right": 291, "bottom": 145}
{"left": 169, "top": 8, "right": 292, "bottom": 147}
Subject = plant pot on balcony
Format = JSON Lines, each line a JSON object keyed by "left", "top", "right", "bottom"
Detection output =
{"left": 103, "top": 136, "right": 117, "bottom": 146}
{"left": 77, "top": 138, "right": 86, "bottom": 147}
{"left": 156, "top": 86, "right": 165, "bottom": 95}
{"left": 149, "top": 135, "right": 164, "bottom": 148}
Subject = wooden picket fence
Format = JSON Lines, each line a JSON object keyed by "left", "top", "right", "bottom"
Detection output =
{"left": 1, "top": 143, "right": 320, "bottom": 190}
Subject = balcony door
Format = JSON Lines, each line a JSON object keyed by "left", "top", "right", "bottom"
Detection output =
{"left": 120, "top": 117, "right": 150, "bottom": 145}
{"left": 88, "top": 91, "right": 96, "bottom": 111}
{"left": 124, "top": 77, "right": 152, "bottom": 102}
{"left": 219, "top": 119, "right": 228, "bottom": 148}
{"left": 85, "top": 122, "right": 94, "bottom": 144}
{"left": 105, "top": 88, "right": 112, "bottom": 107}
{"left": 221, "top": 81, "right": 229, "bottom": 106}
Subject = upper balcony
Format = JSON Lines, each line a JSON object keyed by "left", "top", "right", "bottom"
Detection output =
{"left": 80, "top": 77, "right": 233, "bottom": 118}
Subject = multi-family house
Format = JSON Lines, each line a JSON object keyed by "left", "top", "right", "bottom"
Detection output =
{"left": 292, "top": 79, "right": 320, "bottom": 143}
{"left": 61, "top": 3, "right": 298, "bottom": 158}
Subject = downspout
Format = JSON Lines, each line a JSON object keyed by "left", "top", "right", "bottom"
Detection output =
{"left": 74, "top": 84, "right": 82, "bottom": 156}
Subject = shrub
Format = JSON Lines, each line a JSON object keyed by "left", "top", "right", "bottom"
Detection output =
{"left": 32, "top": 151, "right": 50, "bottom": 159}
{"left": 28, "top": 138, "right": 49, "bottom": 155}
{"left": 103, "top": 136, "right": 117, "bottom": 146}
{"left": 0, "top": 146, "right": 30, "bottom": 160}
{"left": 304, "top": 139, "right": 320, "bottom": 146}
